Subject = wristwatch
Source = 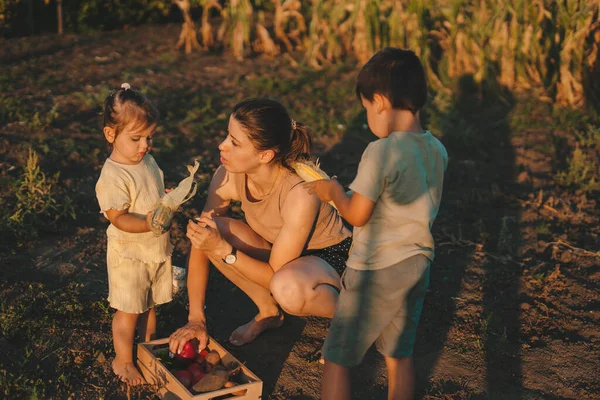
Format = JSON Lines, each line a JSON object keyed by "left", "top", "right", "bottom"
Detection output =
{"left": 222, "top": 245, "right": 237, "bottom": 264}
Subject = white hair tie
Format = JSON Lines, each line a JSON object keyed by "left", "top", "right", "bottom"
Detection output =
{"left": 121, "top": 82, "right": 131, "bottom": 90}
{"left": 291, "top": 119, "right": 297, "bottom": 130}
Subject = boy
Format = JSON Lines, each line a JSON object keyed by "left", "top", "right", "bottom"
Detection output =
{"left": 304, "top": 48, "right": 448, "bottom": 400}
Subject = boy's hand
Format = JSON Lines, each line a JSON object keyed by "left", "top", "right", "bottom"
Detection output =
{"left": 303, "top": 178, "right": 343, "bottom": 204}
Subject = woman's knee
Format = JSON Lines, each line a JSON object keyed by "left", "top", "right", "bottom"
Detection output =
{"left": 270, "top": 270, "right": 307, "bottom": 315}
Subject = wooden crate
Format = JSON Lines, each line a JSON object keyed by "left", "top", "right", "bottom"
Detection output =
{"left": 137, "top": 337, "right": 263, "bottom": 400}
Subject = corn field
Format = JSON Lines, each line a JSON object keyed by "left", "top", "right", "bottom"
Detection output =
{"left": 173, "top": 0, "right": 600, "bottom": 108}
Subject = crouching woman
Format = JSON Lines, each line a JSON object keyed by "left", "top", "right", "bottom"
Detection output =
{"left": 169, "top": 98, "right": 351, "bottom": 353}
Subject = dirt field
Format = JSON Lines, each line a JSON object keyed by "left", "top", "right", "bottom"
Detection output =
{"left": 1, "top": 24, "right": 599, "bottom": 399}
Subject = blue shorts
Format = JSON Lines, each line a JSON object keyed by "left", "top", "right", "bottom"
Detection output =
{"left": 322, "top": 255, "right": 430, "bottom": 367}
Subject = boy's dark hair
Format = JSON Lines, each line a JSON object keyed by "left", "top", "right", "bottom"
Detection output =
{"left": 356, "top": 47, "right": 427, "bottom": 114}
{"left": 103, "top": 85, "right": 159, "bottom": 138}
{"left": 232, "top": 98, "right": 312, "bottom": 168}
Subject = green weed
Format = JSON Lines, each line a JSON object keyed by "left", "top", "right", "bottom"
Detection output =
{"left": 535, "top": 221, "right": 551, "bottom": 235}
{"left": 532, "top": 272, "right": 546, "bottom": 281}
{"left": 0, "top": 370, "right": 46, "bottom": 399}
{"left": 480, "top": 312, "right": 494, "bottom": 336}
{"left": 182, "top": 93, "right": 222, "bottom": 131}
{"left": 28, "top": 104, "right": 60, "bottom": 130}
{"left": 71, "top": 87, "right": 111, "bottom": 111}
{"left": 1, "top": 148, "right": 76, "bottom": 248}
{"left": 556, "top": 145, "right": 600, "bottom": 193}
{"left": 0, "top": 95, "right": 24, "bottom": 125}
{"left": 574, "top": 124, "right": 600, "bottom": 149}
{"left": 0, "top": 96, "right": 60, "bottom": 130}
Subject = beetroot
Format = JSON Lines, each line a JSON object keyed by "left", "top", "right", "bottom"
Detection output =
{"left": 174, "top": 370, "right": 193, "bottom": 388}
{"left": 187, "top": 362, "right": 207, "bottom": 384}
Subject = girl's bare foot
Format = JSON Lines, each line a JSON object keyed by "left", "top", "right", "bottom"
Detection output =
{"left": 112, "top": 358, "right": 145, "bottom": 386}
{"left": 229, "top": 311, "right": 284, "bottom": 346}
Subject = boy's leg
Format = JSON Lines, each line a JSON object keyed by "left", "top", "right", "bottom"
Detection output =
{"left": 112, "top": 310, "right": 144, "bottom": 385}
{"left": 137, "top": 307, "right": 157, "bottom": 342}
{"left": 385, "top": 355, "right": 415, "bottom": 400}
{"left": 322, "top": 360, "right": 351, "bottom": 400}
{"left": 376, "top": 256, "right": 430, "bottom": 400}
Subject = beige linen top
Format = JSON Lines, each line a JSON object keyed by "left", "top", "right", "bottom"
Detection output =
{"left": 347, "top": 130, "right": 448, "bottom": 270}
{"left": 234, "top": 170, "right": 350, "bottom": 250}
{"left": 95, "top": 154, "right": 173, "bottom": 263}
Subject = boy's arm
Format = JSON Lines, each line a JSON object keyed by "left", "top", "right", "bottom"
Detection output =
{"left": 105, "top": 208, "right": 152, "bottom": 233}
{"left": 304, "top": 179, "right": 376, "bottom": 227}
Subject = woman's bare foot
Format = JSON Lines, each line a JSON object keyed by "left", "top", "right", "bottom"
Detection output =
{"left": 112, "top": 358, "right": 145, "bottom": 386}
{"left": 229, "top": 311, "right": 284, "bottom": 346}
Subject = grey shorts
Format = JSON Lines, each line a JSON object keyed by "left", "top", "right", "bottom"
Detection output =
{"left": 322, "top": 255, "right": 430, "bottom": 367}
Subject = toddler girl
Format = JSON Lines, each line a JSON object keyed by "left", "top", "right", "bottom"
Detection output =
{"left": 95, "top": 83, "right": 173, "bottom": 385}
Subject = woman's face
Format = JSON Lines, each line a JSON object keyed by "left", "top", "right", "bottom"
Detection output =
{"left": 218, "top": 115, "right": 262, "bottom": 173}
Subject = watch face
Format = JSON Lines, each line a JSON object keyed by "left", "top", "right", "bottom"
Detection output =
{"left": 225, "top": 254, "right": 237, "bottom": 264}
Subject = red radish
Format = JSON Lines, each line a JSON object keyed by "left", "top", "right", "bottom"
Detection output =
{"left": 174, "top": 370, "right": 193, "bottom": 388}
{"left": 187, "top": 363, "right": 207, "bottom": 383}
{"left": 176, "top": 339, "right": 198, "bottom": 360}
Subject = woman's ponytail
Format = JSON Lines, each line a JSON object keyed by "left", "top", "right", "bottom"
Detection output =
{"left": 283, "top": 121, "right": 312, "bottom": 168}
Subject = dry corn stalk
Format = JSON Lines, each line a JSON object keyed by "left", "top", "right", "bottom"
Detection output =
{"left": 291, "top": 158, "right": 337, "bottom": 210}
{"left": 218, "top": 0, "right": 253, "bottom": 60}
{"left": 174, "top": 0, "right": 201, "bottom": 54}
{"left": 514, "top": 0, "right": 551, "bottom": 89}
{"left": 304, "top": 0, "right": 353, "bottom": 69}
{"left": 555, "top": 0, "right": 598, "bottom": 108}
{"left": 385, "top": 0, "right": 442, "bottom": 91}
{"left": 352, "top": 0, "right": 371, "bottom": 65}
{"left": 255, "top": 21, "right": 279, "bottom": 57}
{"left": 273, "top": 0, "right": 307, "bottom": 53}
{"left": 200, "top": 0, "right": 223, "bottom": 50}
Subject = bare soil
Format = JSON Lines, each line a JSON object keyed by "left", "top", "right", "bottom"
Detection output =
{"left": 1, "top": 24, "right": 599, "bottom": 399}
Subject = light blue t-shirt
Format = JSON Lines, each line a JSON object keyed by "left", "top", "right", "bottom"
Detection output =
{"left": 347, "top": 130, "right": 448, "bottom": 270}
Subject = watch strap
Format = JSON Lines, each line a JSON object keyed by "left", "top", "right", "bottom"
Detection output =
{"left": 222, "top": 245, "right": 237, "bottom": 264}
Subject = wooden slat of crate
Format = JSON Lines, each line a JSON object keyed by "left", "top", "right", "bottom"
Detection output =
{"left": 137, "top": 337, "right": 262, "bottom": 400}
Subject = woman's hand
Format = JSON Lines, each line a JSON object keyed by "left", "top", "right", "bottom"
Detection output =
{"left": 186, "top": 216, "right": 230, "bottom": 255}
{"left": 169, "top": 319, "right": 209, "bottom": 355}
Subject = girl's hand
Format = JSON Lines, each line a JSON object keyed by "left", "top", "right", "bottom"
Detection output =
{"left": 186, "top": 217, "right": 228, "bottom": 254}
{"left": 169, "top": 319, "right": 209, "bottom": 355}
{"left": 145, "top": 210, "right": 154, "bottom": 232}
{"left": 303, "top": 178, "right": 343, "bottom": 204}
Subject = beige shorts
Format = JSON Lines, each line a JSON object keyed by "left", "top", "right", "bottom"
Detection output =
{"left": 107, "top": 243, "right": 173, "bottom": 314}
